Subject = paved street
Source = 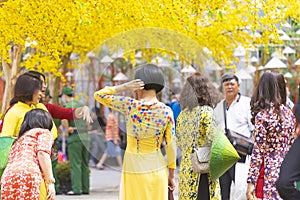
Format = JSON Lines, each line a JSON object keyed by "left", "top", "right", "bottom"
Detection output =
{"left": 56, "top": 161, "right": 249, "bottom": 200}
{"left": 57, "top": 166, "right": 179, "bottom": 200}
{"left": 57, "top": 166, "right": 120, "bottom": 200}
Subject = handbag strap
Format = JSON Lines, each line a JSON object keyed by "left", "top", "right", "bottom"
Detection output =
{"left": 223, "top": 100, "right": 228, "bottom": 133}
{"left": 223, "top": 94, "right": 241, "bottom": 133}
{"left": 193, "top": 109, "right": 201, "bottom": 149}
{"left": 193, "top": 108, "right": 210, "bottom": 148}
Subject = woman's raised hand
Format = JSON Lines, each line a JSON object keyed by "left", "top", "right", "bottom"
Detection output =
{"left": 115, "top": 79, "right": 144, "bottom": 93}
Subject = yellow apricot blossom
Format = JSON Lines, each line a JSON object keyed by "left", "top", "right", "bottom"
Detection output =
{"left": 0, "top": 0, "right": 299, "bottom": 112}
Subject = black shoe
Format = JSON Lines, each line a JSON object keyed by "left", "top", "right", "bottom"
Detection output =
{"left": 82, "top": 192, "right": 89, "bottom": 195}
{"left": 66, "top": 191, "right": 81, "bottom": 195}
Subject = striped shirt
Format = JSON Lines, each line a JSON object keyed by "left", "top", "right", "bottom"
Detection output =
{"left": 105, "top": 113, "right": 119, "bottom": 140}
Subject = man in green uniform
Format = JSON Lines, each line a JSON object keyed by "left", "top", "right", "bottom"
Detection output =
{"left": 60, "top": 87, "right": 90, "bottom": 195}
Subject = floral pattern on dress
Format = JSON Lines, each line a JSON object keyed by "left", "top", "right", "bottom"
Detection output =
{"left": 94, "top": 87, "right": 176, "bottom": 156}
{"left": 176, "top": 105, "right": 221, "bottom": 200}
{"left": 247, "top": 104, "right": 295, "bottom": 200}
{"left": 1, "top": 128, "right": 53, "bottom": 200}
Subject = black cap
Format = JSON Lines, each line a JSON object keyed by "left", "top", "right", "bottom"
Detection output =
{"left": 221, "top": 72, "right": 239, "bottom": 83}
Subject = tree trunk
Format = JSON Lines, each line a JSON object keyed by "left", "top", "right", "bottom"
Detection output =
{"left": 53, "top": 76, "right": 61, "bottom": 105}
{"left": 2, "top": 60, "right": 12, "bottom": 114}
{"left": 53, "top": 54, "right": 70, "bottom": 105}
{"left": 1, "top": 44, "right": 22, "bottom": 113}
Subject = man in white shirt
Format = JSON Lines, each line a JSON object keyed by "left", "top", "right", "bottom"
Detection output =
{"left": 214, "top": 72, "right": 254, "bottom": 200}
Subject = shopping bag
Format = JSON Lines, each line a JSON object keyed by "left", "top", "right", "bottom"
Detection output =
{"left": 230, "top": 156, "right": 251, "bottom": 200}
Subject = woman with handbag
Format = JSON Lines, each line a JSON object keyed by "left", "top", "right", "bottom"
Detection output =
{"left": 246, "top": 71, "right": 295, "bottom": 200}
{"left": 176, "top": 72, "right": 221, "bottom": 200}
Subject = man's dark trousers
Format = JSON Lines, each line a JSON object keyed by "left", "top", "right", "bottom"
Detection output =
{"left": 220, "top": 165, "right": 235, "bottom": 200}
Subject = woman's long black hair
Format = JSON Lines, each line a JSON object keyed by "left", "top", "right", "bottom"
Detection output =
{"left": 250, "top": 71, "right": 282, "bottom": 124}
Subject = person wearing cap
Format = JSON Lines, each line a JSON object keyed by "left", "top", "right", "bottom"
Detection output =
{"left": 43, "top": 88, "right": 52, "bottom": 103}
{"left": 60, "top": 87, "right": 90, "bottom": 195}
{"left": 94, "top": 64, "right": 176, "bottom": 199}
{"left": 214, "top": 72, "right": 254, "bottom": 200}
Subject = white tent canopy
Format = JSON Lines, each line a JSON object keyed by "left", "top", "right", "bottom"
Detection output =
{"left": 86, "top": 51, "right": 96, "bottom": 58}
{"left": 284, "top": 72, "right": 293, "bottom": 78}
{"left": 113, "top": 72, "right": 128, "bottom": 81}
{"left": 151, "top": 57, "right": 171, "bottom": 67}
{"left": 236, "top": 69, "right": 252, "bottom": 80}
{"left": 264, "top": 57, "right": 287, "bottom": 69}
{"left": 271, "top": 50, "right": 287, "bottom": 60}
{"left": 234, "top": 45, "right": 246, "bottom": 57}
{"left": 111, "top": 50, "right": 124, "bottom": 59}
{"left": 282, "top": 47, "right": 296, "bottom": 54}
{"left": 100, "top": 55, "right": 114, "bottom": 64}
{"left": 250, "top": 56, "right": 258, "bottom": 63}
{"left": 181, "top": 65, "right": 197, "bottom": 73}
{"left": 295, "top": 58, "right": 300, "bottom": 65}
{"left": 282, "top": 22, "right": 292, "bottom": 29}
{"left": 258, "top": 65, "right": 264, "bottom": 71}
{"left": 278, "top": 30, "right": 291, "bottom": 41}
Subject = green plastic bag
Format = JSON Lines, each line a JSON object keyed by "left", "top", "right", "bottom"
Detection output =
{"left": 210, "top": 128, "right": 240, "bottom": 181}
{"left": 0, "top": 136, "right": 16, "bottom": 177}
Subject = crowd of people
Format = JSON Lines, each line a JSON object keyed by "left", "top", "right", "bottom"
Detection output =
{"left": 0, "top": 64, "right": 299, "bottom": 200}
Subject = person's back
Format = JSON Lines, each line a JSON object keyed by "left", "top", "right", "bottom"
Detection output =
{"left": 246, "top": 71, "right": 295, "bottom": 200}
{"left": 94, "top": 64, "right": 176, "bottom": 200}
{"left": 256, "top": 104, "right": 294, "bottom": 147}
{"left": 125, "top": 101, "right": 173, "bottom": 153}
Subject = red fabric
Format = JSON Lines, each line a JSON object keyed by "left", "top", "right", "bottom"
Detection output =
{"left": 256, "top": 162, "right": 264, "bottom": 199}
{"left": 43, "top": 102, "right": 76, "bottom": 120}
